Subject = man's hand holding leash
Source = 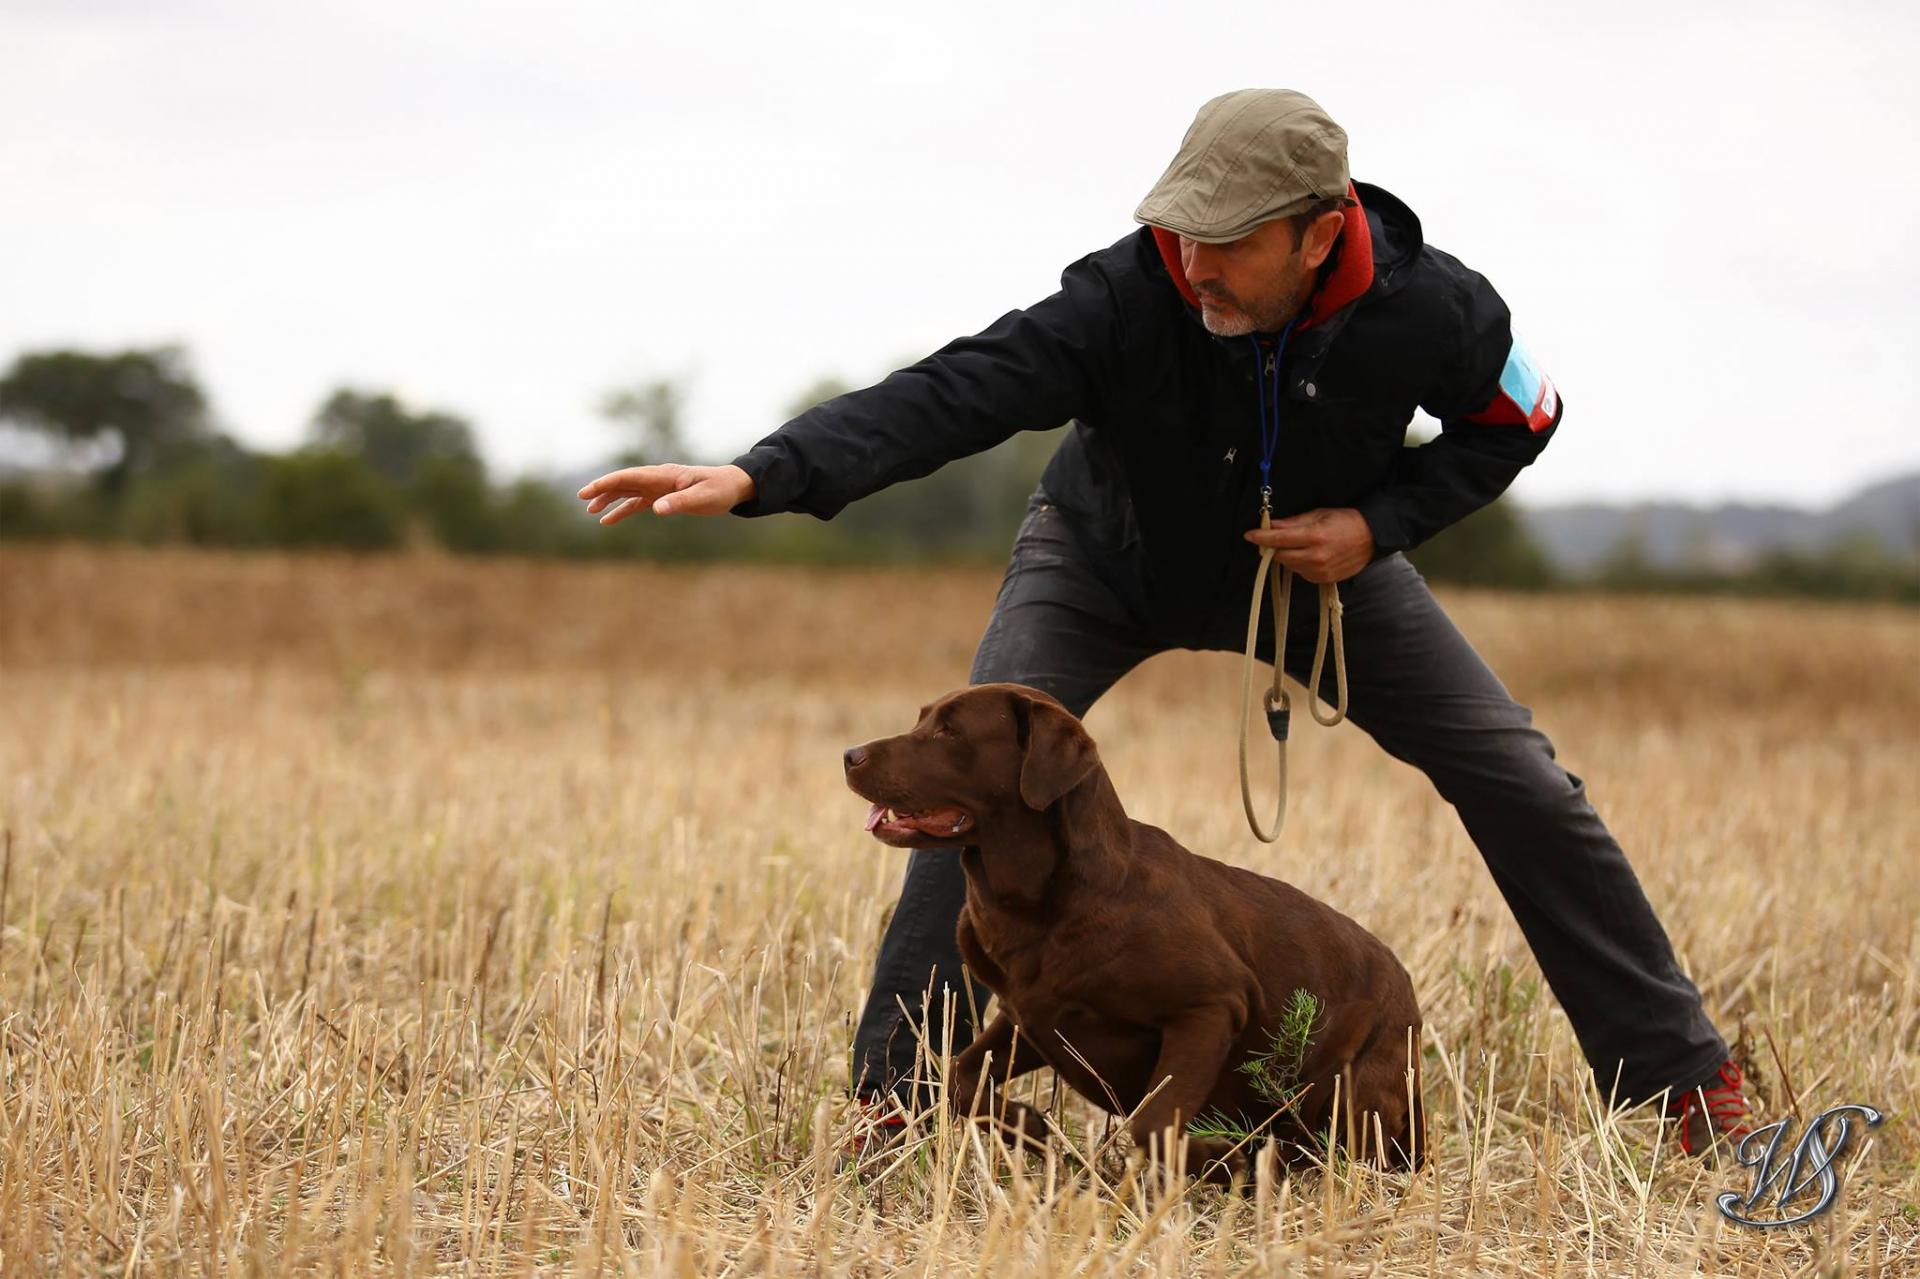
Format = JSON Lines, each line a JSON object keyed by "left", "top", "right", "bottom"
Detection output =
{"left": 1244, "top": 507, "right": 1374, "bottom": 583}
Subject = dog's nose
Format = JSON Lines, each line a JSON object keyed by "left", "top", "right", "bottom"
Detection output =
{"left": 843, "top": 745, "right": 868, "bottom": 773}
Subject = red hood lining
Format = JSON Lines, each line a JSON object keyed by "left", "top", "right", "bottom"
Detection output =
{"left": 1150, "top": 181, "right": 1373, "bottom": 331}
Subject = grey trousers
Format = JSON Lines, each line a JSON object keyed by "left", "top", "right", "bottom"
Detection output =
{"left": 851, "top": 494, "right": 1729, "bottom": 1109}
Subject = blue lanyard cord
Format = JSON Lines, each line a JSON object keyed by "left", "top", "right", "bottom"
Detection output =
{"left": 1247, "top": 320, "right": 1297, "bottom": 513}
{"left": 1237, "top": 318, "right": 1347, "bottom": 845}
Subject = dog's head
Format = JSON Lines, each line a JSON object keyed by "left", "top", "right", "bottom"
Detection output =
{"left": 843, "top": 683, "right": 1103, "bottom": 850}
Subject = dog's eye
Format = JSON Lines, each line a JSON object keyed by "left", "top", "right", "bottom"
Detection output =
{"left": 932, "top": 723, "right": 953, "bottom": 739}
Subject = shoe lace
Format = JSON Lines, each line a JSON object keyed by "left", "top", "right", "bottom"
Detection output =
{"left": 1673, "top": 1060, "right": 1753, "bottom": 1152}
{"left": 854, "top": 1095, "right": 907, "bottom": 1130}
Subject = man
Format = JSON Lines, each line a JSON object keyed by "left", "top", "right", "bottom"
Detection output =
{"left": 578, "top": 89, "right": 1754, "bottom": 1156}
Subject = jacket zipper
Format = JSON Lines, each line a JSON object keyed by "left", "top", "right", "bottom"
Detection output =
{"left": 1219, "top": 338, "right": 1281, "bottom": 500}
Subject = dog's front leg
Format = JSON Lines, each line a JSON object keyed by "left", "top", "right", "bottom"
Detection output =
{"left": 1128, "top": 1004, "right": 1242, "bottom": 1182}
{"left": 950, "top": 1011, "right": 1049, "bottom": 1150}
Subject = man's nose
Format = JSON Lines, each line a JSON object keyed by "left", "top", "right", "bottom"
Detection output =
{"left": 843, "top": 745, "right": 868, "bottom": 773}
{"left": 1180, "top": 238, "right": 1218, "bottom": 283}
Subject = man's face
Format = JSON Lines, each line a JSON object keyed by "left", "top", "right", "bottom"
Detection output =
{"left": 1177, "top": 214, "right": 1333, "bottom": 337}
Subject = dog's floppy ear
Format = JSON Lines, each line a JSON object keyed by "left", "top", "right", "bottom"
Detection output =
{"left": 1017, "top": 690, "right": 1101, "bottom": 811}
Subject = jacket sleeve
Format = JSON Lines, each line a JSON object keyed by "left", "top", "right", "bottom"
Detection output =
{"left": 727, "top": 254, "right": 1125, "bottom": 521}
{"left": 1352, "top": 267, "right": 1562, "bottom": 555}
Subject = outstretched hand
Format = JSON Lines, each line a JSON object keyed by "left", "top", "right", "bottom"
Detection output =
{"left": 577, "top": 463, "right": 756, "bottom": 524}
{"left": 1243, "top": 507, "right": 1374, "bottom": 583}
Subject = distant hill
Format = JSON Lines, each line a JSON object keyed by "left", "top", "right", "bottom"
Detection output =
{"left": 1521, "top": 473, "right": 1920, "bottom": 574}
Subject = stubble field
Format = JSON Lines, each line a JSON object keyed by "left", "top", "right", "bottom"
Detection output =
{"left": 0, "top": 543, "right": 1915, "bottom": 1276}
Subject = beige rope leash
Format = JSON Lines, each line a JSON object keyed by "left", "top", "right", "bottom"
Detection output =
{"left": 1238, "top": 506, "right": 1348, "bottom": 843}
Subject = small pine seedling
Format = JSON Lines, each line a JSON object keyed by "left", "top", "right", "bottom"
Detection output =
{"left": 1187, "top": 987, "right": 1324, "bottom": 1142}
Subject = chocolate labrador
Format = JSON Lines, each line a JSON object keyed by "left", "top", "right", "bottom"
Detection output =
{"left": 844, "top": 683, "right": 1424, "bottom": 1178}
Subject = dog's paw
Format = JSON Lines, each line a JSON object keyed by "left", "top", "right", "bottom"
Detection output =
{"left": 1183, "top": 1135, "right": 1251, "bottom": 1187}
{"left": 984, "top": 1099, "right": 1052, "bottom": 1153}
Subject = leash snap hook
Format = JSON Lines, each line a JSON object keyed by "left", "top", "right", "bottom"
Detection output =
{"left": 1263, "top": 686, "right": 1291, "bottom": 742}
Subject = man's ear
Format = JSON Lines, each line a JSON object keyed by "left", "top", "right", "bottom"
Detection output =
{"left": 1301, "top": 208, "right": 1346, "bottom": 271}
{"left": 1017, "top": 692, "right": 1101, "bottom": 811}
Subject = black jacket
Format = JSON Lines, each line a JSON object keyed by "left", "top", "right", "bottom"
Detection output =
{"left": 729, "top": 181, "right": 1561, "bottom": 630}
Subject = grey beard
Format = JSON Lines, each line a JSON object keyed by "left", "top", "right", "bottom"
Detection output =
{"left": 1200, "top": 299, "right": 1297, "bottom": 337}
{"left": 1198, "top": 276, "right": 1310, "bottom": 336}
{"left": 1199, "top": 305, "right": 1257, "bottom": 337}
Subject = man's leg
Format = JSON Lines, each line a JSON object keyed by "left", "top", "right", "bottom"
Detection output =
{"left": 850, "top": 496, "right": 1161, "bottom": 1106}
{"left": 1246, "top": 553, "right": 1729, "bottom": 1106}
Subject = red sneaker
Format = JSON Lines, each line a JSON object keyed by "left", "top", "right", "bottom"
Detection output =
{"left": 1667, "top": 1058, "right": 1755, "bottom": 1157}
{"left": 840, "top": 1095, "right": 910, "bottom": 1170}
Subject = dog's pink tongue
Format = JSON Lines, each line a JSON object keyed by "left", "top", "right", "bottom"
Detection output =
{"left": 865, "top": 802, "right": 886, "bottom": 833}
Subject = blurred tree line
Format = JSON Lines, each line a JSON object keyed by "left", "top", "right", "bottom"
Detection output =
{"left": 1587, "top": 526, "right": 1919, "bottom": 603}
{"left": 0, "top": 346, "right": 1080, "bottom": 565}
{"left": 7, "top": 342, "right": 1902, "bottom": 600}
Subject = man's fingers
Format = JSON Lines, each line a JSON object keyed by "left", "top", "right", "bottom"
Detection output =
{"left": 577, "top": 467, "right": 646, "bottom": 499}
{"left": 592, "top": 490, "right": 654, "bottom": 519}
{"left": 1273, "top": 545, "right": 1367, "bottom": 584}
{"left": 577, "top": 471, "right": 630, "bottom": 499}
{"left": 1254, "top": 537, "right": 1338, "bottom": 580}
{"left": 598, "top": 495, "right": 652, "bottom": 525}
{"left": 1244, "top": 528, "right": 1323, "bottom": 551}
{"left": 1272, "top": 551, "right": 1333, "bottom": 582}
{"left": 577, "top": 465, "right": 680, "bottom": 501}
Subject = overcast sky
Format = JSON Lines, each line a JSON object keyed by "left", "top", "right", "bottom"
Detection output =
{"left": 3, "top": 0, "right": 1916, "bottom": 507}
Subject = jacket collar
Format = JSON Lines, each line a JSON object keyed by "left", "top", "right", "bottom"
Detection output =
{"left": 1148, "top": 180, "right": 1375, "bottom": 331}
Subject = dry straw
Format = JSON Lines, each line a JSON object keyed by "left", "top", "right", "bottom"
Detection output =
{"left": 0, "top": 545, "right": 1914, "bottom": 1274}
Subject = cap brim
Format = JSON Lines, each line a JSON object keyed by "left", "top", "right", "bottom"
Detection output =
{"left": 1133, "top": 193, "right": 1354, "bottom": 244}
{"left": 1133, "top": 215, "right": 1246, "bottom": 245}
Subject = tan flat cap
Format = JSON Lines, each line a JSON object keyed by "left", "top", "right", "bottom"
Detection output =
{"left": 1135, "top": 89, "right": 1352, "bottom": 243}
